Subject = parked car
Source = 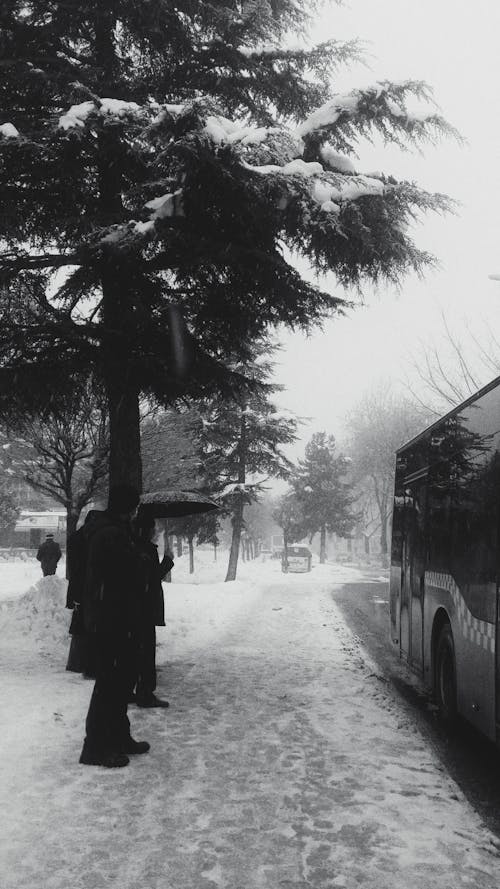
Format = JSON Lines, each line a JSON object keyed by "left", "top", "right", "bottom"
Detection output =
{"left": 281, "top": 545, "right": 312, "bottom": 573}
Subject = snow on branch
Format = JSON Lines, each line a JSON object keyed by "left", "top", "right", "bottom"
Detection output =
{"left": 145, "top": 189, "right": 184, "bottom": 220}
{"left": 219, "top": 482, "right": 259, "bottom": 498}
{"left": 0, "top": 123, "right": 20, "bottom": 139}
{"left": 98, "top": 188, "right": 184, "bottom": 248}
{"left": 296, "top": 93, "right": 360, "bottom": 138}
{"left": 204, "top": 114, "right": 280, "bottom": 146}
{"left": 242, "top": 157, "right": 385, "bottom": 213}
{"left": 242, "top": 158, "right": 322, "bottom": 177}
{"left": 58, "top": 98, "right": 141, "bottom": 130}
{"left": 295, "top": 81, "right": 459, "bottom": 146}
{"left": 238, "top": 42, "right": 279, "bottom": 58}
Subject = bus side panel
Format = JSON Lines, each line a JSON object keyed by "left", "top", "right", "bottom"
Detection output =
{"left": 390, "top": 461, "right": 406, "bottom": 652}
{"left": 389, "top": 564, "right": 401, "bottom": 646}
{"left": 424, "top": 574, "right": 496, "bottom": 741}
{"left": 456, "top": 620, "right": 496, "bottom": 742}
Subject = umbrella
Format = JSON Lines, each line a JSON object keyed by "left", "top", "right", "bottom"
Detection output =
{"left": 138, "top": 489, "right": 219, "bottom": 518}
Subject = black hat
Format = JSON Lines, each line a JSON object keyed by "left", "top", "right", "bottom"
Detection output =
{"left": 46, "top": 533, "right": 54, "bottom": 538}
{"left": 108, "top": 484, "right": 140, "bottom": 515}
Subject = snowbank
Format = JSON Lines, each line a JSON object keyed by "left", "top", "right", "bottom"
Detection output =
{"left": 0, "top": 574, "right": 70, "bottom": 656}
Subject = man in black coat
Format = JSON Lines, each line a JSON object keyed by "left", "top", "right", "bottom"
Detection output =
{"left": 132, "top": 513, "right": 174, "bottom": 708}
{"left": 65, "top": 510, "right": 102, "bottom": 677}
{"left": 36, "top": 533, "right": 62, "bottom": 576}
{"left": 79, "top": 485, "right": 149, "bottom": 769}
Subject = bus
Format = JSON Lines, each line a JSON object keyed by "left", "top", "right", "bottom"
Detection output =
{"left": 390, "top": 375, "right": 500, "bottom": 744}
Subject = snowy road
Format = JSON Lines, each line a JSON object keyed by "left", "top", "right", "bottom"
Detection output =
{"left": 1, "top": 567, "right": 500, "bottom": 888}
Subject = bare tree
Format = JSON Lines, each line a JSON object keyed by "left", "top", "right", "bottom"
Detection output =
{"left": 345, "top": 386, "right": 430, "bottom": 560}
{"left": 405, "top": 310, "right": 500, "bottom": 414}
{"left": 7, "top": 387, "right": 109, "bottom": 544}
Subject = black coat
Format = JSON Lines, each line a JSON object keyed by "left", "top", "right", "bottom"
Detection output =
{"left": 136, "top": 540, "right": 173, "bottom": 627}
{"left": 66, "top": 527, "right": 89, "bottom": 609}
{"left": 82, "top": 512, "right": 143, "bottom": 635}
{"left": 36, "top": 539, "right": 61, "bottom": 573}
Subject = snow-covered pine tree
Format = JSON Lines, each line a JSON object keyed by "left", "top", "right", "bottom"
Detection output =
{"left": 292, "top": 432, "right": 357, "bottom": 563}
{"left": 197, "top": 346, "right": 298, "bottom": 580}
{"left": 0, "top": 1, "right": 457, "bottom": 487}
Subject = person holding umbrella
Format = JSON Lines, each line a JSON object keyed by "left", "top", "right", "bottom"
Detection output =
{"left": 132, "top": 512, "right": 174, "bottom": 708}
{"left": 79, "top": 484, "right": 149, "bottom": 768}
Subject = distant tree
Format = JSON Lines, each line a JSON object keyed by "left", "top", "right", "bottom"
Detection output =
{"left": 345, "top": 386, "right": 429, "bottom": 559}
{"left": 405, "top": 310, "right": 500, "bottom": 414}
{"left": 292, "top": 432, "right": 356, "bottom": 563}
{"left": 0, "top": 490, "right": 20, "bottom": 535}
{"left": 5, "top": 385, "right": 109, "bottom": 543}
{"left": 199, "top": 380, "right": 298, "bottom": 581}
{"left": 0, "top": 1, "right": 456, "bottom": 491}
{"left": 241, "top": 494, "right": 283, "bottom": 558}
{"left": 273, "top": 490, "right": 307, "bottom": 568}
{"left": 171, "top": 510, "right": 219, "bottom": 575}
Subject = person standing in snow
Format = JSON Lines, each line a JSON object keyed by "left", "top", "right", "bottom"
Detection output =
{"left": 131, "top": 512, "right": 173, "bottom": 708}
{"left": 79, "top": 484, "right": 149, "bottom": 769}
{"left": 65, "top": 510, "right": 102, "bottom": 677}
{"left": 36, "top": 533, "right": 62, "bottom": 576}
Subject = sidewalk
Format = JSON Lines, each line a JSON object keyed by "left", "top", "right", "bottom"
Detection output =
{"left": 1, "top": 565, "right": 499, "bottom": 888}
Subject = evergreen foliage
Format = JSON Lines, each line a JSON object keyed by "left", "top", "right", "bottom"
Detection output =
{"left": 292, "top": 431, "right": 356, "bottom": 562}
{"left": 197, "top": 345, "right": 298, "bottom": 579}
{"left": 141, "top": 407, "right": 201, "bottom": 493}
{"left": 0, "top": 2, "right": 457, "bottom": 487}
{"left": 273, "top": 489, "right": 307, "bottom": 548}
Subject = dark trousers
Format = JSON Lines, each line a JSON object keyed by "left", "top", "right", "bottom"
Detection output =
{"left": 66, "top": 633, "right": 97, "bottom": 677}
{"left": 135, "top": 625, "right": 157, "bottom": 701}
{"left": 84, "top": 632, "right": 135, "bottom": 753}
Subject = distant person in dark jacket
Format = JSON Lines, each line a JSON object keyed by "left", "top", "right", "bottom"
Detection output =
{"left": 36, "top": 533, "right": 62, "bottom": 576}
{"left": 132, "top": 513, "right": 174, "bottom": 708}
{"left": 79, "top": 485, "right": 149, "bottom": 769}
{"left": 65, "top": 510, "right": 102, "bottom": 677}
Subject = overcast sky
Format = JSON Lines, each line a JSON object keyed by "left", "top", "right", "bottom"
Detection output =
{"left": 274, "top": 0, "right": 500, "bottom": 452}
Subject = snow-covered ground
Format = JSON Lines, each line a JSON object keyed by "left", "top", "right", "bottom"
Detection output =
{"left": 0, "top": 552, "right": 499, "bottom": 889}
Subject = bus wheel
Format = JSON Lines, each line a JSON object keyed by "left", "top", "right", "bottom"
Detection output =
{"left": 435, "top": 623, "right": 457, "bottom": 727}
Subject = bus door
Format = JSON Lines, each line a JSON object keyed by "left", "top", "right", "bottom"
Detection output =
{"left": 401, "top": 472, "right": 428, "bottom": 671}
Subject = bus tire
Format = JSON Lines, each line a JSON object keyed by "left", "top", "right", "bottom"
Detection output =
{"left": 435, "top": 623, "right": 457, "bottom": 727}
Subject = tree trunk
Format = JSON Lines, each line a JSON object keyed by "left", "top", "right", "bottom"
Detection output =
{"left": 282, "top": 531, "right": 289, "bottom": 572}
{"left": 66, "top": 508, "right": 79, "bottom": 540}
{"left": 188, "top": 536, "right": 194, "bottom": 574}
{"left": 213, "top": 542, "right": 217, "bottom": 562}
{"left": 319, "top": 525, "right": 327, "bottom": 564}
{"left": 95, "top": 0, "right": 143, "bottom": 493}
{"left": 106, "top": 377, "right": 142, "bottom": 489}
{"left": 225, "top": 496, "right": 244, "bottom": 582}
{"left": 101, "top": 265, "right": 143, "bottom": 491}
{"left": 176, "top": 536, "right": 183, "bottom": 557}
{"left": 65, "top": 507, "right": 79, "bottom": 578}
{"left": 225, "top": 411, "right": 247, "bottom": 582}
{"left": 160, "top": 520, "right": 172, "bottom": 582}
{"left": 379, "top": 495, "right": 389, "bottom": 557}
